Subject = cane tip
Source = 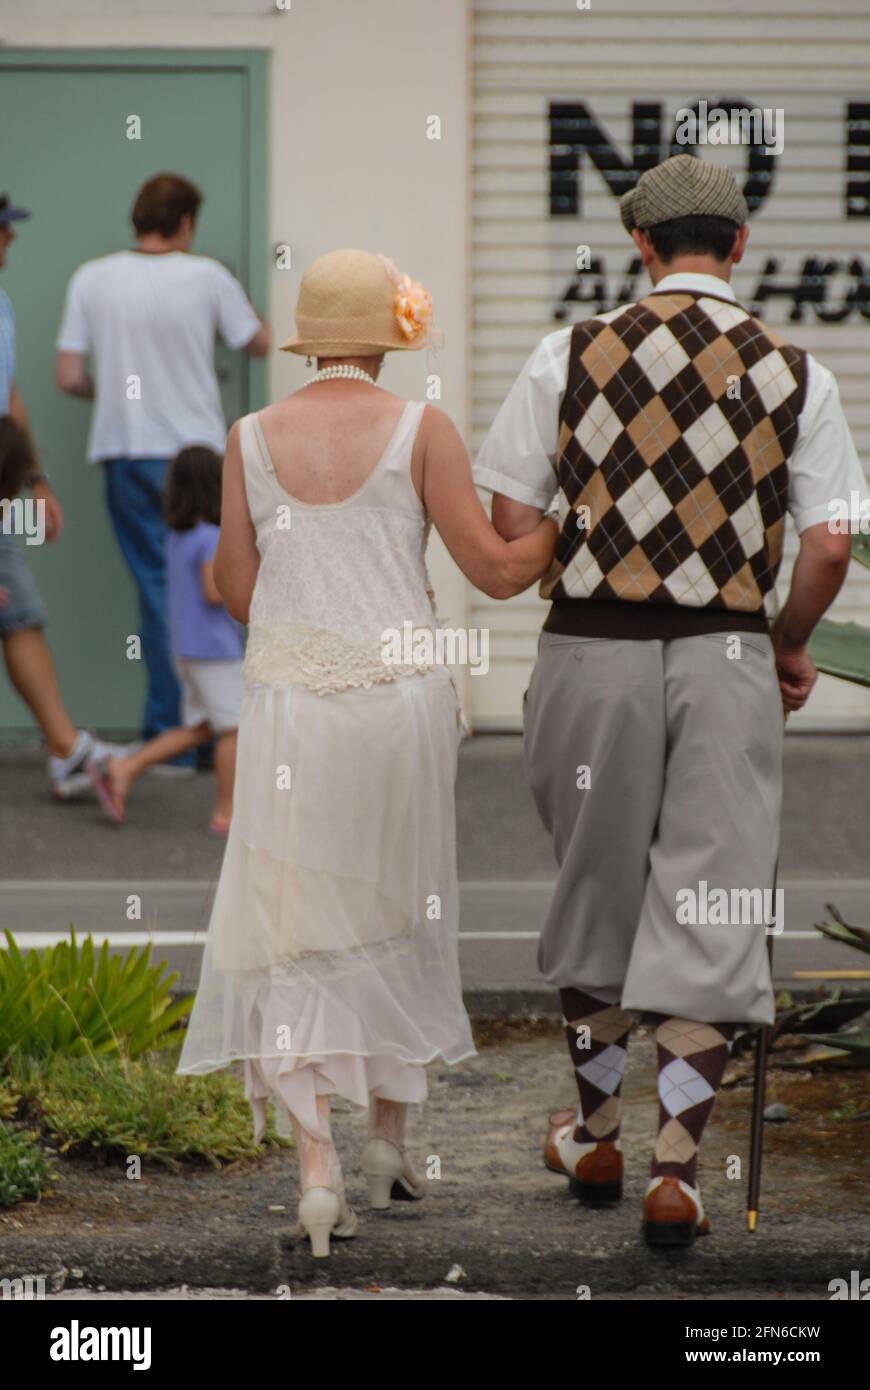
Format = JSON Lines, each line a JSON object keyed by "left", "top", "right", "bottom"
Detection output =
{"left": 746, "top": 1210, "right": 758, "bottom": 1233}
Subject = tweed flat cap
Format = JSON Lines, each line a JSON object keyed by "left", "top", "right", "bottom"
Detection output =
{"left": 620, "top": 155, "right": 749, "bottom": 232}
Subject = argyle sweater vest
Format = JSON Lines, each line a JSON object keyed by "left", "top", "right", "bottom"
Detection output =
{"left": 543, "top": 290, "right": 808, "bottom": 639}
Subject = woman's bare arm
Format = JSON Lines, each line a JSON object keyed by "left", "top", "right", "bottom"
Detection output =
{"left": 214, "top": 422, "right": 260, "bottom": 623}
{"left": 418, "top": 406, "right": 557, "bottom": 599}
{"left": 200, "top": 559, "right": 223, "bottom": 607}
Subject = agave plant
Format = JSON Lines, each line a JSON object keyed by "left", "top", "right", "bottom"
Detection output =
{"left": 796, "top": 904, "right": 870, "bottom": 1065}
{"left": 0, "top": 930, "right": 193, "bottom": 1064}
{"left": 801, "top": 538, "right": 870, "bottom": 1063}
{"left": 815, "top": 902, "right": 870, "bottom": 958}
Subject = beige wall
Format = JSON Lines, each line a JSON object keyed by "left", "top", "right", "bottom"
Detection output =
{"left": 0, "top": 0, "right": 473, "bottom": 695}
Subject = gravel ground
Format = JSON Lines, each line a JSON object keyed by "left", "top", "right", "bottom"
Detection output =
{"left": 2, "top": 1024, "right": 867, "bottom": 1299}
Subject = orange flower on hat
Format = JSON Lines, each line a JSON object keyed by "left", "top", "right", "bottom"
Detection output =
{"left": 378, "top": 254, "right": 435, "bottom": 343}
{"left": 395, "top": 275, "right": 433, "bottom": 341}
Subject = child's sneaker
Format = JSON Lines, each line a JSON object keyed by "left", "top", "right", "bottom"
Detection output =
{"left": 91, "top": 736, "right": 139, "bottom": 762}
{"left": 49, "top": 730, "right": 95, "bottom": 800}
{"left": 50, "top": 733, "right": 138, "bottom": 801}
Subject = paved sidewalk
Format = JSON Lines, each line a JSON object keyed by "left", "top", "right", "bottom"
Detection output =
{"left": 3, "top": 734, "right": 870, "bottom": 880}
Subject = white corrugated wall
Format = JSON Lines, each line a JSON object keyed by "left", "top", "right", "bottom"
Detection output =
{"left": 470, "top": 0, "right": 870, "bottom": 729}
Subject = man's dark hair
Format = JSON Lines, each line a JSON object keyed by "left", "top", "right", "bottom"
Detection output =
{"left": 131, "top": 173, "right": 204, "bottom": 238}
{"left": 0, "top": 415, "right": 37, "bottom": 501}
{"left": 647, "top": 215, "right": 740, "bottom": 263}
{"left": 164, "top": 446, "right": 223, "bottom": 531}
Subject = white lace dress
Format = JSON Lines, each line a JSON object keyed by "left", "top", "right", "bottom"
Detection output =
{"left": 177, "top": 401, "right": 476, "bottom": 1139}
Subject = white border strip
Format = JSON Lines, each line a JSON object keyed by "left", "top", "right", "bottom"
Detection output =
{"left": 0, "top": 929, "right": 824, "bottom": 948}
{"left": 2, "top": 878, "right": 869, "bottom": 892}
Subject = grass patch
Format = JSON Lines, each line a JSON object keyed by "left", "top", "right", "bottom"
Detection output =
{"left": 0, "top": 931, "right": 287, "bottom": 1197}
{"left": 0, "top": 1121, "right": 54, "bottom": 1208}
{"left": 7, "top": 1053, "right": 289, "bottom": 1172}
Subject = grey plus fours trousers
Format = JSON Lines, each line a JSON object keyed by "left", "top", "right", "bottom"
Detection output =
{"left": 523, "top": 630, "right": 783, "bottom": 1027}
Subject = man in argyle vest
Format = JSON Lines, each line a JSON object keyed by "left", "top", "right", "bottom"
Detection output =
{"left": 474, "top": 155, "right": 865, "bottom": 1246}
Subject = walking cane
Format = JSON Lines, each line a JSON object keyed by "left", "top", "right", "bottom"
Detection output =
{"left": 746, "top": 708, "right": 789, "bottom": 1233}
{"left": 746, "top": 911, "right": 775, "bottom": 1232}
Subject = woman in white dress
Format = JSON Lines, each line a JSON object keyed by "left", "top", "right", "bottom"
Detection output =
{"left": 177, "top": 249, "right": 556, "bottom": 1255}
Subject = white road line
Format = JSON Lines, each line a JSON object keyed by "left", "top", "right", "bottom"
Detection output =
{"left": 0, "top": 929, "right": 823, "bottom": 948}
{"left": 1, "top": 878, "right": 869, "bottom": 892}
{"left": 1, "top": 879, "right": 859, "bottom": 948}
{"left": 0, "top": 881, "right": 217, "bottom": 891}
{"left": 1, "top": 932, "right": 209, "bottom": 948}
{"left": 461, "top": 930, "right": 820, "bottom": 940}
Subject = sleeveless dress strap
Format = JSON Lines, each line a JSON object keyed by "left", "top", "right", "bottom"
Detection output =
{"left": 365, "top": 400, "right": 426, "bottom": 515}
{"left": 239, "top": 413, "right": 280, "bottom": 530}
{"left": 250, "top": 412, "right": 276, "bottom": 474}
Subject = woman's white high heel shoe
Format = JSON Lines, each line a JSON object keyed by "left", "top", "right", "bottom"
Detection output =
{"left": 297, "top": 1187, "right": 359, "bottom": 1258}
{"left": 360, "top": 1137, "right": 426, "bottom": 1209}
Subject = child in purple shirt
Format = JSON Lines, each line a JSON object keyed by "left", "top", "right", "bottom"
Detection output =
{"left": 89, "top": 447, "right": 243, "bottom": 834}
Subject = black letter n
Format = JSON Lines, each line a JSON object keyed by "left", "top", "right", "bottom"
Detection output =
{"left": 549, "top": 102, "right": 662, "bottom": 216}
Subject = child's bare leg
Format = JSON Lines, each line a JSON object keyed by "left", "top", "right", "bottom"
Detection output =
{"left": 107, "top": 723, "right": 210, "bottom": 811}
{"left": 212, "top": 729, "right": 237, "bottom": 826}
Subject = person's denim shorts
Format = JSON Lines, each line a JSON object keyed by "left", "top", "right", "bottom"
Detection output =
{"left": 0, "top": 530, "right": 48, "bottom": 636}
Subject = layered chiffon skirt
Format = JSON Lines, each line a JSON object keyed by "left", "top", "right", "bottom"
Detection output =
{"left": 176, "top": 666, "right": 476, "bottom": 1139}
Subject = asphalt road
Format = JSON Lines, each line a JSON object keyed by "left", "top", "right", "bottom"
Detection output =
{"left": 0, "top": 877, "right": 864, "bottom": 1000}
{"left": 1, "top": 736, "right": 868, "bottom": 1000}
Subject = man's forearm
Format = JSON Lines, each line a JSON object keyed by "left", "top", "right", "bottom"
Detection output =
{"left": 774, "top": 531, "right": 851, "bottom": 649}
{"left": 55, "top": 351, "right": 94, "bottom": 398}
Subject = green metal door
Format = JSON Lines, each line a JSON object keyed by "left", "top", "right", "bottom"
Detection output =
{"left": 0, "top": 49, "right": 268, "bottom": 735}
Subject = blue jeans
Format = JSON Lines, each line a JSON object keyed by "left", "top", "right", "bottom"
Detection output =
{"left": 104, "top": 457, "right": 192, "bottom": 763}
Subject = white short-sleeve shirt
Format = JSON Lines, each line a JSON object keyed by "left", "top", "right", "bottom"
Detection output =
{"left": 56, "top": 250, "right": 261, "bottom": 462}
{"left": 473, "top": 272, "right": 869, "bottom": 534}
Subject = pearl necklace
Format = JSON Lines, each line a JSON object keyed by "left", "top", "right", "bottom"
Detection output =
{"left": 305, "top": 365, "right": 377, "bottom": 386}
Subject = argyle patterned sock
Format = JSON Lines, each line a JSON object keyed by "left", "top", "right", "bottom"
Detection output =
{"left": 650, "top": 1017, "right": 735, "bottom": 1187}
{"left": 560, "top": 988, "right": 634, "bottom": 1143}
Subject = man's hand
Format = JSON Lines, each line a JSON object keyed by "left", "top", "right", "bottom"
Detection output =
{"left": 771, "top": 627, "right": 817, "bottom": 712}
{"left": 31, "top": 481, "right": 64, "bottom": 542}
{"left": 770, "top": 522, "right": 851, "bottom": 712}
{"left": 55, "top": 351, "right": 94, "bottom": 399}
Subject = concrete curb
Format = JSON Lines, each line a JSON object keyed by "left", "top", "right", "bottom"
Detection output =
{"left": 2, "top": 1223, "right": 867, "bottom": 1297}
{"left": 462, "top": 984, "right": 870, "bottom": 1018}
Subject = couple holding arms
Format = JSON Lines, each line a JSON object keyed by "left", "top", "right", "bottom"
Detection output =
{"left": 162, "top": 154, "right": 862, "bottom": 1256}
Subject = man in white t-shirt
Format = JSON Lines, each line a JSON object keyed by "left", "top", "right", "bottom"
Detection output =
{"left": 56, "top": 172, "right": 269, "bottom": 755}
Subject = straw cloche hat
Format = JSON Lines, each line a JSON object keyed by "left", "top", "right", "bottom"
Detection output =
{"left": 281, "top": 248, "right": 436, "bottom": 358}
